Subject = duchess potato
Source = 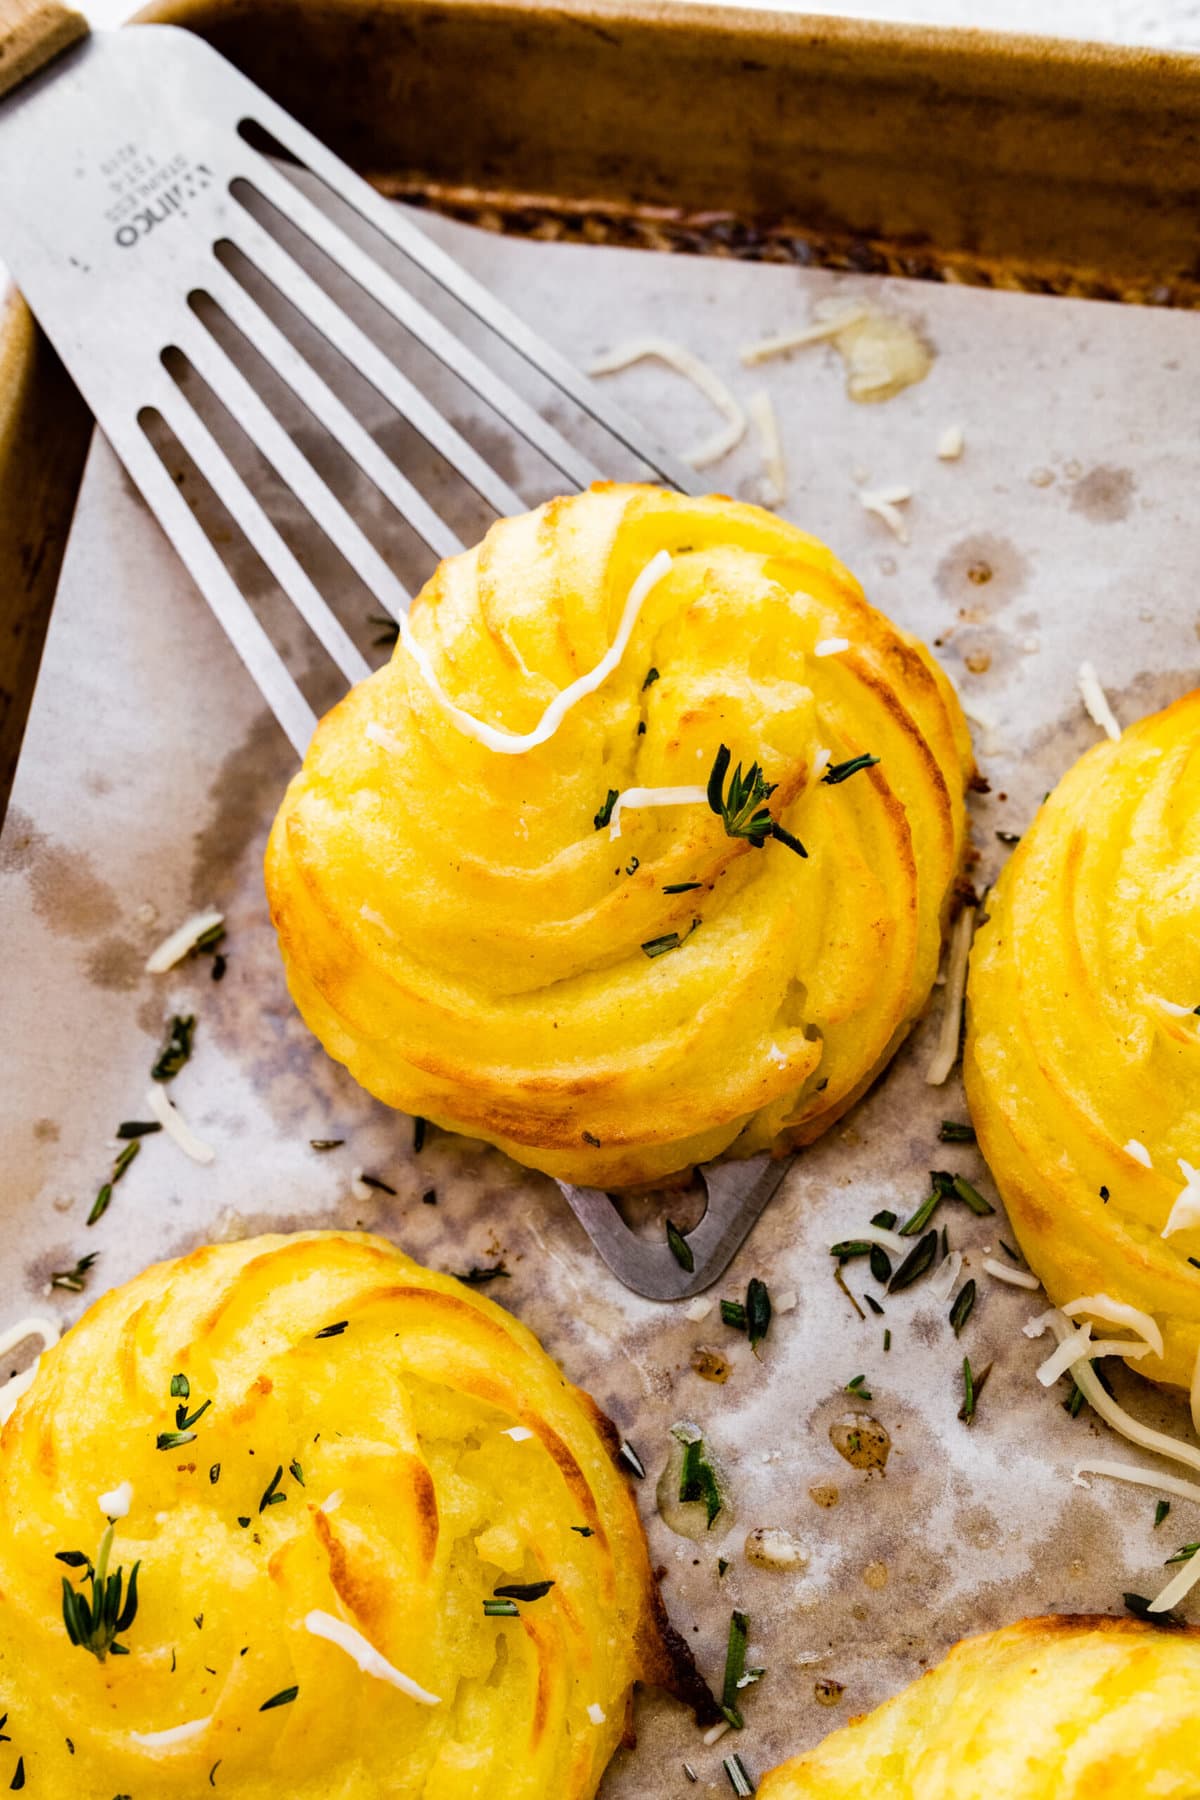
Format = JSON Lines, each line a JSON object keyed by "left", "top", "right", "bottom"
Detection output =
{"left": 966, "top": 691, "right": 1200, "bottom": 1390}
{"left": 760, "top": 1614, "right": 1200, "bottom": 1797}
{"left": 0, "top": 1232, "right": 705, "bottom": 1797}
{"left": 267, "top": 483, "right": 972, "bottom": 1188}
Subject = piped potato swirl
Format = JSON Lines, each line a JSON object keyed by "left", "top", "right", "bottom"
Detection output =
{"left": 267, "top": 484, "right": 973, "bottom": 1187}
{"left": 966, "top": 690, "right": 1200, "bottom": 1390}
{"left": 0, "top": 1232, "right": 702, "bottom": 1797}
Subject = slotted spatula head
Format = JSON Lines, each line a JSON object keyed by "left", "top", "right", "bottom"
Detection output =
{"left": 0, "top": 5, "right": 780, "bottom": 1298}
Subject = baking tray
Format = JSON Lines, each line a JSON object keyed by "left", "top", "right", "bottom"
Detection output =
{"left": 3, "top": 5, "right": 1200, "bottom": 1795}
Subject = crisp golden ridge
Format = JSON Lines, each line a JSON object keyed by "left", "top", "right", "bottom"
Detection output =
{"left": 759, "top": 1614, "right": 1200, "bottom": 1797}
{"left": 267, "top": 484, "right": 973, "bottom": 1187}
{"left": 0, "top": 1232, "right": 702, "bottom": 1796}
{"left": 965, "top": 691, "right": 1200, "bottom": 1390}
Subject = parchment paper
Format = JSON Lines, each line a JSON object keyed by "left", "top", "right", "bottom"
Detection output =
{"left": 3, "top": 210, "right": 1200, "bottom": 1795}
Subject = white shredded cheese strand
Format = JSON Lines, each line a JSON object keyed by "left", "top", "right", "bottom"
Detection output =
{"left": 813, "top": 638, "right": 850, "bottom": 658}
{"left": 1062, "top": 1295, "right": 1164, "bottom": 1359}
{"left": 1153, "top": 996, "right": 1197, "bottom": 1020}
{"left": 1163, "top": 1161, "right": 1200, "bottom": 1238}
{"left": 608, "top": 785, "right": 707, "bottom": 841}
{"left": 0, "top": 1317, "right": 60, "bottom": 1425}
{"left": 684, "top": 1297, "right": 713, "bottom": 1323}
{"left": 1030, "top": 1309, "right": 1200, "bottom": 1477}
{"left": 320, "top": 1490, "right": 344, "bottom": 1514}
{"left": 1149, "top": 1549, "right": 1200, "bottom": 1614}
{"left": 774, "top": 1290, "right": 798, "bottom": 1314}
{"left": 1036, "top": 1322, "right": 1094, "bottom": 1387}
{"left": 738, "top": 305, "right": 869, "bottom": 368}
{"left": 145, "top": 1085, "right": 215, "bottom": 1166}
{"left": 144, "top": 909, "right": 224, "bottom": 975}
{"left": 99, "top": 1480, "right": 134, "bottom": 1519}
{"left": 502, "top": 1426, "right": 534, "bottom": 1442}
{"left": 395, "top": 552, "right": 672, "bottom": 757}
{"left": 702, "top": 1719, "right": 731, "bottom": 1746}
{"left": 937, "top": 424, "right": 965, "bottom": 461}
{"left": 811, "top": 747, "right": 832, "bottom": 781}
{"left": 1078, "top": 661, "right": 1121, "bottom": 741}
{"left": 925, "top": 906, "right": 976, "bottom": 1085}
{"left": 130, "top": 1717, "right": 212, "bottom": 1750}
{"left": 983, "top": 1258, "right": 1041, "bottom": 1290}
{"left": 1075, "top": 1461, "right": 1200, "bottom": 1506}
{"left": 305, "top": 1610, "right": 441, "bottom": 1705}
{"left": 930, "top": 1250, "right": 963, "bottom": 1303}
{"left": 350, "top": 1168, "right": 374, "bottom": 1203}
{"left": 588, "top": 340, "right": 745, "bottom": 468}
{"left": 1125, "top": 1138, "right": 1153, "bottom": 1170}
{"left": 850, "top": 1223, "right": 910, "bottom": 1257}
{"left": 860, "top": 486, "right": 913, "bottom": 544}
{"left": 747, "top": 388, "right": 787, "bottom": 507}
{"left": 586, "top": 1703, "right": 607, "bottom": 1726}
{"left": 359, "top": 904, "right": 396, "bottom": 940}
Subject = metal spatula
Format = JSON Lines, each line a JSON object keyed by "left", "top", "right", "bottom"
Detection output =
{"left": 0, "top": 0, "right": 791, "bottom": 1297}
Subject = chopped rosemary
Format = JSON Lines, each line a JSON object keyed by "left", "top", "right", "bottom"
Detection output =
{"left": 483, "top": 1599, "right": 519, "bottom": 1616}
{"left": 663, "top": 881, "right": 703, "bottom": 894}
{"left": 209, "top": 1464, "right": 221, "bottom": 1485}
{"left": 830, "top": 1240, "right": 873, "bottom": 1262}
{"left": 720, "top": 1299, "right": 748, "bottom": 1331}
{"left": 259, "top": 1686, "right": 299, "bottom": 1711}
{"left": 422, "top": 1189, "right": 438, "bottom": 1205}
{"left": 259, "top": 1466, "right": 286, "bottom": 1512}
{"left": 949, "top": 1280, "right": 977, "bottom": 1335}
{"left": 868, "top": 1244, "right": 892, "bottom": 1284}
{"left": 59, "top": 1523, "right": 140, "bottom": 1660}
{"left": 571, "top": 1526, "right": 594, "bottom": 1537}
{"left": 170, "top": 1373, "right": 190, "bottom": 1399}
{"left": 1165, "top": 1541, "right": 1199, "bottom": 1566}
{"left": 175, "top": 1399, "right": 211, "bottom": 1432}
{"left": 719, "top": 1609, "right": 752, "bottom": 1728}
{"left": 413, "top": 1116, "right": 427, "bottom": 1152}
{"left": 50, "top": 1252, "right": 98, "bottom": 1294}
{"left": 641, "top": 919, "right": 700, "bottom": 959}
{"left": 959, "top": 1356, "right": 992, "bottom": 1424}
{"left": 998, "top": 1240, "right": 1020, "bottom": 1261}
{"left": 358, "top": 1172, "right": 396, "bottom": 1194}
{"left": 642, "top": 667, "right": 660, "bottom": 689}
{"left": 493, "top": 1580, "right": 555, "bottom": 1601}
{"left": 151, "top": 1013, "right": 195, "bottom": 1082}
{"left": 618, "top": 1440, "right": 646, "bottom": 1479}
{"left": 673, "top": 1424, "right": 723, "bottom": 1527}
{"left": 723, "top": 1750, "right": 756, "bottom": 1795}
{"left": 315, "top": 1321, "right": 348, "bottom": 1338}
{"left": 156, "top": 1430, "right": 197, "bottom": 1451}
{"left": 289, "top": 1460, "right": 305, "bottom": 1486}
{"left": 309, "top": 1138, "right": 344, "bottom": 1151}
{"left": 746, "top": 1278, "right": 771, "bottom": 1351}
{"left": 456, "top": 1264, "right": 510, "bottom": 1285}
{"left": 871, "top": 1210, "right": 897, "bottom": 1230}
{"left": 112, "top": 1141, "right": 141, "bottom": 1181}
{"left": 888, "top": 1230, "right": 938, "bottom": 1293}
{"left": 883, "top": 1328, "right": 892, "bottom": 1352}
{"left": 369, "top": 612, "right": 400, "bottom": 648}
{"left": 945, "top": 1172, "right": 994, "bottom": 1217}
{"left": 821, "top": 753, "right": 879, "bottom": 785}
{"left": 938, "top": 1121, "right": 976, "bottom": 1143}
{"left": 115, "top": 1120, "right": 161, "bottom": 1140}
{"left": 845, "top": 1374, "right": 872, "bottom": 1400}
{"left": 707, "top": 744, "right": 806, "bottom": 858}
{"left": 594, "top": 789, "right": 619, "bottom": 830}
{"left": 864, "top": 1293, "right": 885, "bottom": 1317}
{"left": 898, "top": 1190, "right": 941, "bottom": 1237}
{"left": 1155, "top": 1500, "right": 1171, "bottom": 1529}
{"left": 1124, "top": 1592, "right": 1185, "bottom": 1628}
{"left": 666, "top": 1219, "right": 695, "bottom": 1272}
{"left": 87, "top": 1184, "right": 113, "bottom": 1228}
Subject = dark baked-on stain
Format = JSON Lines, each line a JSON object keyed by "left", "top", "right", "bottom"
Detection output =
{"left": 1069, "top": 464, "right": 1136, "bottom": 524}
{"left": 0, "top": 807, "right": 121, "bottom": 940}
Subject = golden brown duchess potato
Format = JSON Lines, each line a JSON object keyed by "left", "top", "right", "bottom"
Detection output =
{"left": 0, "top": 1232, "right": 709, "bottom": 1797}
{"left": 760, "top": 1614, "right": 1200, "bottom": 1798}
{"left": 966, "top": 690, "right": 1200, "bottom": 1390}
{"left": 267, "top": 483, "right": 973, "bottom": 1188}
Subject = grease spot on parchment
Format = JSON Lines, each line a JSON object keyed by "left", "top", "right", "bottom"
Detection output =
{"left": 32, "top": 1118, "right": 59, "bottom": 1144}
{"left": 85, "top": 935, "right": 144, "bottom": 993}
{"left": 0, "top": 809, "right": 121, "bottom": 939}
{"left": 1069, "top": 464, "right": 1136, "bottom": 524}
{"left": 935, "top": 535, "right": 1030, "bottom": 617}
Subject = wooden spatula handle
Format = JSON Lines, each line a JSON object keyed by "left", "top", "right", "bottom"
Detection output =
{"left": 0, "top": 0, "right": 87, "bottom": 101}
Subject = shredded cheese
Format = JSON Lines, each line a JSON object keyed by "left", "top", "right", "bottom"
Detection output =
{"left": 813, "top": 638, "right": 850, "bottom": 658}
{"left": 930, "top": 1250, "right": 963, "bottom": 1304}
{"left": 130, "top": 1717, "right": 212, "bottom": 1750}
{"left": 359, "top": 904, "right": 395, "bottom": 940}
{"left": 586, "top": 1703, "right": 607, "bottom": 1726}
{"left": 99, "top": 1480, "right": 134, "bottom": 1519}
{"left": 1163, "top": 1161, "right": 1200, "bottom": 1238}
{"left": 502, "top": 1426, "right": 533, "bottom": 1442}
{"left": 739, "top": 305, "right": 869, "bottom": 367}
{"left": 684, "top": 1297, "right": 713, "bottom": 1323}
{"left": 1035, "top": 1321, "right": 1095, "bottom": 1387}
{"left": 1153, "top": 996, "right": 1197, "bottom": 1020}
{"left": 320, "top": 1490, "right": 344, "bottom": 1514}
{"left": 1078, "top": 661, "right": 1121, "bottom": 741}
{"left": 145, "top": 1084, "right": 215, "bottom": 1165}
{"left": 1074, "top": 1462, "right": 1200, "bottom": 1507}
{"left": 144, "top": 909, "right": 224, "bottom": 975}
{"left": 811, "top": 747, "right": 832, "bottom": 781}
{"left": 747, "top": 388, "right": 786, "bottom": 508}
{"left": 608, "top": 785, "right": 707, "bottom": 841}
{"left": 1149, "top": 1549, "right": 1200, "bottom": 1614}
{"left": 702, "top": 1719, "right": 731, "bottom": 1746}
{"left": 0, "top": 1316, "right": 60, "bottom": 1425}
{"left": 588, "top": 340, "right": 745, "bottom": 468}
{"left": 982, "top": 1257, "right": 1040, "bottom": 1290}
{"left": 1062, "top": 1294, "right": 1164, "bottom": 1359}
{"left": 851, "top": 1222, "right": 910, "bottom": 1258}
{"left": 937, "top": 424, "right": 965, "bottom": 461}
{"left": 304, "top": 1610, "right": 441, "bottom": 1705}
{"left": 925, "top": 906, "right": 976, "bottom": 1085}
{"left": 774, "top": 1290, "right": 798, "bottom": 1314}
{"left": 1125, "top": 1138, "right": 1153, "bottom": 1169}
{"left": 860, "top": 485, "right": 913, "bottom": 545}
{"left": 1029, "top": 1308, "right": 1200, "bottom": 1477}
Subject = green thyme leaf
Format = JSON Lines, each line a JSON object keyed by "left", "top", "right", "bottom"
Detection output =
{"left": 259, "top": 1467, "right": 286, "bottom": 1512}
{"left": 662, "top": 881, "right": 703, "bottom": 894}
{"left": 156, "top": 1430, "right": 197, "bottom": 1450}
{"left": 672, "top": 1425, "right": 723, "bottom": 1528}
{"left": 175, "top": 1399, "right": 211, "bottom": 1432}
{"left": 50, "top": 1253, "right": 98, "bottom": 1293}
{"left": 112, "top": 1140, "right": 141, "bottom": 1182}
{"left": 949, "top": 1280, "right": 977, "bottom": 1336}
{"left": 1165, "top": 1542, "right": 1200, "bottom": 1566}
{"left": 1155, "top": 1500, "right": 1171, "bottom": 1529}
{"left": 746, "top": 1279, "right": 771, "bottom": 1352}
{"left": 666, "top": 1219, "right": 695, "bottom": 1272}
{"left": 483, "top": 1599, "right": 519, "bottom": 1616}
{"left": 151, "top": 1013, "right": 195, "bottom": 1083}
{"left": 259, "top": 1686, "right": 299, "bottom": 1711}
{"left": 821, "top": 753, "right": 879, "bottom": 785}
{"left": 170, "top": 1374, "right": 190, "bottom": 1399}
{"left": 642, "top": 667, "right": 660, "bottom": 690}
{"left": 888, "top": 1230, "right": 938, "bottom": 1293}
{"left": 868, "top": 1245, "right": 892, "bottom": 1284}
{"left": 115, "top": 1120, "right": 162, "bottom": 1140}
{"left": 87, "top": 1184, "right": 113, "bottom": 1228}
{"left": 938, "top": 1121, "right": 977, "bottom": 1143}
{"left": 594, "top": 789, "right": 619, "bottom": 830}
{"left": 493, "top": 1580, "right": 555, "bottom": 1601}
{"left": 314, "top": 1321, "right": 348, "bottom": 1338}
{"left": 898, "top": 1190, "right": 941, "bottom": 1236}
{"left": 721, "top": 1299, "right": 748, "bottom": 1331}
{"left": 720, "top": 1610, "right": 751, "bottom": 1729}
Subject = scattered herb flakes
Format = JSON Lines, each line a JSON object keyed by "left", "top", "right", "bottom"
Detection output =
{"left": 821, "top": 753, "right": 879, "bottom": 786}
{"left": 995, "top": 829, "right": 1021, "bottom": 845}
{"left": 50, "top": 1252, "right": 98, "bottom": 1293}
{"left": 483, "top": 1599, "right": 520, "bottom": 1617}
{"left": 594, "top": 789, "right": 619, "bottom": 831}
{"left": 1165, "top": 1542, "right": 1199, "bottom": 1566}
{"left": 938, "top": 1120, "right": 976, "bottom": 1143}
{"left": 209, "top": 1464, "right": 221, "bottom": 1485}
{"left": 112, "top": 1141, "right": 141, "bottom": 1182}
{"left": 830, "top": 1239, "right": 873, "bottom": 1262}
{"left": 156, "top": 1427, "right": 197, "bottom": 1450}
{"left": 10, "top": 1757, "right": 23, "bottom": 1791}
{"left": 309, "top": 1138, "right": 344, "bottom": 1151}
{"left": 673, "top": 1425, "right": 723, "bottom": 1528}
{"left": 642, "top": 919, "right": 700, "bottom": 959}
{"left": 720, "top": 1299, "right": 748, "bottom": 1331}
{"left": 888, "top": 1230, "right": 939, "bottom": 1294}
{"left": 663, "top": 881, "right": 703, "bottom": 894}
{"left": 412, "top": 1116, "right": 427, "bottom": 1153}
{"left": 864, "top": 1293, "right": 885, "bottom": 1317}
{"left": 883, "top": 1328, "right": 892, "bottom": 1353}
{"left": 898, "top": 1190, "right": 941, "bottom": 1237}
{"left": 151, "top": 1013, "right": 196, "bottom": 1083}
{"left": 1155, "top": 1500, "right": 1172, "bottom": 1529}
{"left": 618, "top": 1440, "right": 646, "bottom": 1479}
{"left": 315, "top": 1321, "right": 348, "bottom": 1338}
{"left": 457, "top": 1264, "right": 510, "bottom": 1286}
{"left": 845, "top": 1374, "right": 873, "bottom": 1400}
{"left": 868, "top": 1244, "right": 892, "bottom": 1284}
{"left": 718, "top": 1558, "right": 730, "bottom": 1577}
{"left": 289, "top": 1460, "right": 305, "bottom": 1487}
{"left": 422, "top": 1189, "right": 438, "bottom": 1206}
{"left": 259, "top": 1686, "right": 299, "bottom": 1712}
{"left": 946, "top": 1173, "right": 994, "bottom": 1217}
{"left": 1124, "top": 1592, "right": 1185, "bottom": 1629}
{"left": 237, "top": 1517, "right": 251, "bottom": 1529}
{"left": 666, "top": 1219, "right": 695, "bottom": 1273}
{"left": 871, "top": 1210, "right": 898, "bottom": 1230}
{"left": 116, "top": 1120, "right": 161, "bottom": 1140}
{"left": 259, "top": 1467, "right": 286, "bottom": 1513}
{"left": 723, "top": 1749, "right": 756, "bottom": 1795}
{"left": 59, "top": 1523, "right": 140, "bottom": 1661}
{"left": 746, "top": 1279, "right": 771, "bottom": 1352}
{"left": 170, "top": 1373, "right": 190, "bottom": 1399}
{"left": 642, "top": 667, "right": 660, "bottom": 690}
{"left": 998, "top": 1240, "right": 1020, "bottom": 1262}
{"left": 175, "top": 1399, "right": 212, "bottom": 1432}
{"left": 707, "top": 744, "right": 806, "bottom": 858}
{"left": 571, "top": 1526, "right": 594, "bottom": 1538}
{"left": 949, "top": 1280, "right": 977, "bottom": 1336}
{"left": 369, "top": 612, "right": 400, "bottom": 648}
{"left": 720, "top": 1609, "right": 753, "bottom": 1729}
{"left": 358, "top": 1172, "right": 396, "bottom": 1194}
{"left": 87, "top": 1184, "right": 114, "bottom": 1229}
{"left": 959, "top": 1357, "right": 992, "bottom": 1425}
{"left": 493, "top": 1580, "right": 555, "bottom": 1602}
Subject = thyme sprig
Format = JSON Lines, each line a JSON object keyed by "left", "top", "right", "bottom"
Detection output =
{"left": 50, "top": 1253, "right": 98, "bottom": 1294}
{"left": 706, "top": 746, "right": 807, "bottom": 859}
{"left": 59, "top": 1523, "right": 140, "bottom": 1661}
{"left": 821, "top": 754, "right": 879, "bottom": 786}
{"left": 151, "top": 1014, "right": 195, "bottom": 1083}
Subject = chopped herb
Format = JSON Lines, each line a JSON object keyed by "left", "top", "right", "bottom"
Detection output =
{"left": 718, "top": 1558, "right": 730, "bottom": 1576}
{"left": 833, "top": 1263, "right": 865, "bottom": 1320}
{"left": 422, "top": 1189, "right": 438, "bottom": 1205}
{"left": 864, "top": 1293, "right": 885, "bottom": 1317}
{"left": 949, "top": 1280, "right": 977, "bottom": 1335}
{"left": 624, "top": 856, "right": 640, "bottom": 876}
{"left": 830, "top": 1240, "right": 873, "bottom": 1262}
{"left": 1100, "top": 1185, "right": 1110, "bottom": 1201}
{"left": 883, "top": 1328, "right": 892, "bottom": 1352}
{"left": 871, "top": 1210, "right": 897, "bottom": 1230}
{"left": 151, "top": 1013, "right": 196, "bottom": 1082}
{"left": 959, "top": 1356, "right": 992, "bottom": 1425}
{"left": 723, "top": 1750, "right": 756, "bottom": 1795}
{"left": 720, "top": 1610, "right": 752, "bottom": 1728}
{"left": 898, "top": 1190, "right": 941, "bottom": 1237}
{"left": 209, "top": 1760, "right": 221, "bottom": 1787}
{"left": 194, "top": 1614, "right": 204, "bottom": 1629}
{"left": 483, "top": 1599, "right": 519, "bottom": 1616}
{"left": 358, "top": 1172, "right": 396, "bottom": 1194}
{"left": 112, "top": 1141, "right": 141, "bottom": 1181}
{"left": 59, "top": 1523, "right": 140, "bottom": 1661}
{"left": 666, "top": 1219, "right": 695, "bottom": 1273}
{"left": 10, "top": 1757, "right": 23, "bottom": 1791}
{"left": 706, "top": 744, "right": 806, "bottom": 858}
{"left": 594, "top": 789, "right": 619, "bottom": 830}
{"left": 1165, "top": 1542, "right": 1199, "bottom": 1566}
{"left": 175, "top": 1399, "right": 212, "bottom": 1432}
{"left": 582, "top": 1130, "right": 601, "bottom": 1147}
{"left": 211, "top": 953, "right": 227, "bottom": 981}
{"left": 237, "top": 1517, "right": 250, "bottom": 1529}
{"left": 998, "top": 1240, "right": 1020, "bottom": 1261}
{"left": 1190, "top": 1258, "right": 1200, "bottom": 1272}
{"left": 888, "top": 1229, "right": 939, "bottom": 1293}
{"left": 845, "top": 1374, "right": 873, "bottom": 1400}
{"left": 637, "top": 721, "right": 647, "bottom": 736}
{"left": 156, "top": 1430, "right": 197, "bottom": 1450}
{"left": 309, "top": 1138, "right": 344, "bottom": 1151}
{"left": 995, "top": 829, "right": 1021, "bottom": 844}
{"left": 868, "top": 1244, "right": 892, "bottom": 1284}
{"left": 571, "top": 1526, "right": 594, "bottom": 1537}
{"left": 946, "top": 1173, "right": 994, "bottom": 1217}
{"left": 642, "top": 667, "right": 660, "bottom": 689}
{"left": 412, "top": 1116, "right": 427, "bottom": 1152}
{"left": 1155, "top": 1500, "right": 1171, "bottom": 1529}
{"left": 746, "top": 1279, "right": 771, "bottom": 1352}
{"left": 641, "top": 919, "right": 700, "bottom": 958}
{"left": 663, "top": 881, "right": 703, "bottom": 894}
{"left": 209, "top": 1464, "right": 221, "bottom": 1485}
{"left": 618, "top": 1440, "right": 646, "bottom": 1479}
{"left": 50, "top": 1252, "right": 98, "bottom": 1293}
{"left": 493, "top": 1580, "right": 555, "bottom": 1602}
{"left": 289, "top": 1460, "right": 305, "bottom": 1487}
{"left": 1124, "top": 1592, "right": 1185, "bottom": 1628}
{"left": 821, "top": 753, "right": 879, "bottom": 785}
{"left": 170, "top": 1374, "right": 190, "bottom": 1399}
{"left": 940, "top": 1224, "right": 950, "bottom": 1261}
{"left": 684, "top": 1764, "right": 698, "bottom": 1784}
{"left": 193, "top": 921, "right": 226, "bottom": 954}
{"left": 457, "top": 1264, "right": 510, "bottom": 1285}
{"left": 938, "top": 1121, "right": 976, "bottom": 1143}
{"left": 259, "top": 1686, "right": 299, "bottom": 1711}
{"left": 315, "top": 1321, "right": 348, "bottom": 1338}
{"left": 87, "top": 1184, "right": 113, "bottom": 1228}
{"left": 673, "top": 1425, "right": 723, "bottom": 1527}
{"left": 259, "top": 1466, "right": 286, "bottom": 1512}
{"left": 55, "top": 1551, "right": 92, "bottom": 1569}
{"left": 721, "top": 1299, "right": 748, "bottom": 1331}
{"left": 115, "top": 1120, "right": 161, "bottom": 1139}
